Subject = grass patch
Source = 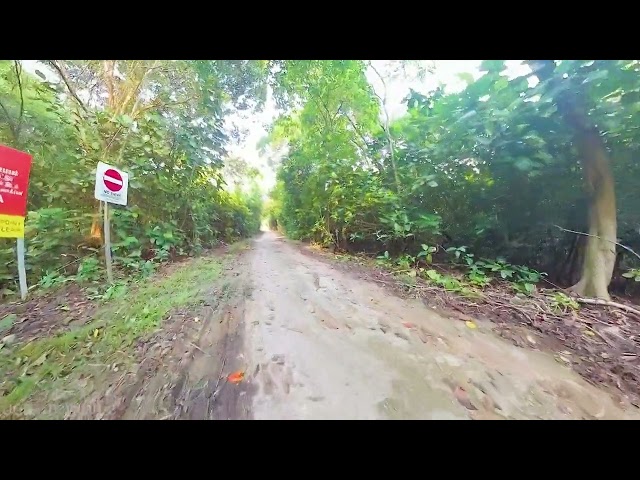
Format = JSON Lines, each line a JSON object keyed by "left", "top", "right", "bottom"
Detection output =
{"left": 227, "top": 239, "right": 252, "bottom": 255}
{"left": 0, "top": 255, "right": 223, "bottom": 415}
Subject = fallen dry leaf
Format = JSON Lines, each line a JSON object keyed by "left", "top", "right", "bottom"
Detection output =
{"left": 227, "top": 371, "right": 245, "bottom": 384}
{"left": 453, "top": 386, "right": 477, "bottom": 411}
{"left": 465, "top": 320, "right": 477, "bottom": 329}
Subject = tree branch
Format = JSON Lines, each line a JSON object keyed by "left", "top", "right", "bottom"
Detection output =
{"left": 135, "top": 95, "right": 197, "bottom": 117}
{"left": 368, "top": 61, "right": 400, "bottom": 191}
{"left": 312, "top": 96, "right": 334, "bottom": 129}
{"left": 0, "top": 99, "right": 17, "bottom": 140}
{"left": 47, "top": 60, "right": 88, "bottom": 112}
{"left": 13, "top": 61, "right": 24, "bottom": 142}
{"left": 553, "top": 224, "right": 640, "bottom": 262}
{"left": 340, "top": 107, "right": 369, "bottom": 151}
{"left": 575, "top": 297, "right": 640, "bottom": 317}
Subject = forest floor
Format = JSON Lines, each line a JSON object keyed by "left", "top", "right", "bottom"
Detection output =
{"left": 1, "top": 231, "right": 639, "bottom": 419}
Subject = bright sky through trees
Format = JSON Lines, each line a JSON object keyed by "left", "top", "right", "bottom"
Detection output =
{"left": 226, "top": 60, "right": 533, "bottom": 192}
{"left": 19, "top": 60, "right": 531, "bottom": 193}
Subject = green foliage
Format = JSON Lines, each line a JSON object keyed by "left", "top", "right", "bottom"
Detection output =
{"left": 268, "top": 60, "right": 640, "bottom": 297}
{"left": 38, "top": 271, "right": 71, "bottom": 290}
{"left": 376, "top": 251, "right": 390, "bottom": 263}
{"left": 422, "top": 269, "right": 476, "bottom": 297}
{"left": 0, "top": 60, "right": 266, "bottom": 297}
{"left": 76, "top": 258, "right": 102, "bottom": 283}
{"left": 0, "top": 255, "right": 223, "bottom": 412}
{"left": 550, "top": 292, "right": 580, "bottom": 313}
{"left": 417, "top": 244, "right": 437, "bottom": 264}
{"left": 622, "top": 268, "right": 640, "bottom": 282}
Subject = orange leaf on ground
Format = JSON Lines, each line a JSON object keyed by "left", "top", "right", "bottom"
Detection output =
{"left": 227, "top": 371, "right": 245, "bottom": 384}
{"left": 402, "top": 322, "right": 416, "bottom": 329}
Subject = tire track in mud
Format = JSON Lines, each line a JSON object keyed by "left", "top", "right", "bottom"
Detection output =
{"left": 170, "top": 288, "right": 257, "bottom": 420}
{"left": 119, "top": 256, "right": 258, "bottom": 420}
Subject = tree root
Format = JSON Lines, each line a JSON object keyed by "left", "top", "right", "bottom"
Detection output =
{"left": 576, "top": 297, "right": 640, "bottom": 317}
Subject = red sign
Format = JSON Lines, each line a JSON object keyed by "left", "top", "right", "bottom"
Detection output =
{"left": 0, "top": 144, "right": 33, "bottom": 217}
{"left": 103, "top": 169, "right": 123, "bottom": 192}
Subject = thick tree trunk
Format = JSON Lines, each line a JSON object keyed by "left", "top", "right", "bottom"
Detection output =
{"left": 526, "top": 60, "right": 617, "bottom": 300}
{"left": 569, "top": 130, "right": 617, "bottom": 300}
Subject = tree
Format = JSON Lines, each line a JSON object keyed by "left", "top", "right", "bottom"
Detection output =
{"left": 527, "top": 60, "right": 617, "bottom": 299}
{"left": 267, "top": 59, "right": 640, "bottom": 300}
{"left": 0, "top": 60, "right": 269, "bottom": 293}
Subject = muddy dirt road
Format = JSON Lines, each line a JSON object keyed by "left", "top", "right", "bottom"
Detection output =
{"left": 112, "top": 231, "right": 640, "bottom": 420}
{"left": 199, "top": 231, "right": 636, "bottom": 420}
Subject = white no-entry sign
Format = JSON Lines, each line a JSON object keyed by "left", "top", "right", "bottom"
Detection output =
{"left": 94, "top": 161, "right": 128, "bottom": 206}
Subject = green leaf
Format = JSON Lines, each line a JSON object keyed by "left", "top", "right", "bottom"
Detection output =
{"left": 493, "top": 77, "right": 509, "bottom": 92}
{"left": 426, "top": 270, "right": 440, "bottom": 280}
{"left": 120, "top": 114, "right": 133, "bottom": 126}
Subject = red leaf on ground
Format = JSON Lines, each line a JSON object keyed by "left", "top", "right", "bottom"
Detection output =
{"left": 227, "top": 371, "right": 245, "bottom": 384}
{"left": 402, "top": 322, "right": 416, "bottom": 329}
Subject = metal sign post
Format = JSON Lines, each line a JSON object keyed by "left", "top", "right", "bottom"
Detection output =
{"left": 103, "top": 201, "right": 113, "bottom": 284}
{"left": 16, "top": 238, "right": 27, "bottom": 300}
{"left": 0, "top": 144, "right": 33, "bottom": 301}
{"left": 94, "top": 162, "right": 129, "bottom": 283}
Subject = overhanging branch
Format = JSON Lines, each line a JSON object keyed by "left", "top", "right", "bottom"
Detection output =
{"left": 47, "top": 60, "right": 88, "bottom": 112}
{"left": 554, "top": 224, "right": 640, "bottom": 262}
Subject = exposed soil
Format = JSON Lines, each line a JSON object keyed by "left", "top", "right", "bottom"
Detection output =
{"left": 0, "top": 284, "right": 97, "bottom": 344}
{"left": 6, "top": 232, "right": 640, "bottom": 419}
{"left": 66, "top": 253, "right": 255, "bottom": 420}
{"left": 0, "top": 247, "right": 227, "bottom": 346}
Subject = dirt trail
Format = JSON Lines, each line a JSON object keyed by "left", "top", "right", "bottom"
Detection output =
{"left": 93, "top": 231, "right": 640, "bottom": 420}
{"left": 235, "top": 231, "right": 639, "bottom": 420}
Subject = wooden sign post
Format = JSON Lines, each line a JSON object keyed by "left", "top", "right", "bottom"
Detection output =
{"left": 0, "top": 145, "right": 33, "bottom": 301}
{"left": 94, "top": 162, "right": 129, "bottom": 284}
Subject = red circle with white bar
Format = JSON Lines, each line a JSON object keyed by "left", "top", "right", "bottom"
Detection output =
{"left": 103, "top": 169, "right": 123, "bottom": 192}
